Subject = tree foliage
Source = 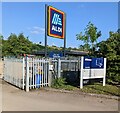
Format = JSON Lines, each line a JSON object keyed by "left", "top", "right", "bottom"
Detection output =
{"left": 97, "top": 31, "right": 120, "bottom": 83}
{"left": 1, "top": 33, "right": 45, "bottom": 57}
{"left": 76, "top": 22, "right": 101, "bottom": 55}
{"left": 76, "top": 22, "right": 120, "bottom": 83}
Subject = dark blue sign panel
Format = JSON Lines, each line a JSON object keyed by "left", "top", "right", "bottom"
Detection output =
{"left": 48, "top": 6, "right": 65, "bottom": 39}
{"left": 83, "top": 57, "right": 92, "bottom": 69}
{"left": 49, "top": 52, "right": 63, "bottom": 58}
{"left": 83, "top": 57, "right": 104, "bottom": 69}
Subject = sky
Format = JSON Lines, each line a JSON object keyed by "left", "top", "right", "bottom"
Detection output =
{"left": 2, "top": 2, "right": 118, "bottom": 48}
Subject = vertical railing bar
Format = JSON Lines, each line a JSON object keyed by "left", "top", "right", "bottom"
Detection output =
{"left": 16, "top": 59, "right": 17, "bottom": 86}
{"left": 29, "top": 58, "right": 31, "bottom": 89}
{"left": 46, "top": 60, "right": 47, "bottom": 86}
{"left": 30, "top": 59, "right": 32, "bottom": 89}
{"left": 16, "top": 59, "right": 17, "bottom": 87}
{"left": 9, "top": 60, "right": 10, "bottom": 83}
{"left": 30, "top": 58, "right": 32, "bottom": 89}
{"left": 26, "top": 56, "right": 29, "bottom": 92}
{"left": 38, "top": 59, "right": 41, "bottom": 86}
{"left": 31, "top": 58, "right": 32, "bottom": 89}
{"left": 13, "top": 59, "right": 18, "bottom": 86}
{"left": 32, "top": 58, "right": 35, "bottom": 89}
{"left": 46, "top": 60, "right": 49, "bottom": 86}
{"left": 15, "top": 59, "right": 16, "bottom": 86}
{"left": 43, "top": 59, "right": 45, "bottom": 86}
{"left": 44, "top": 60, "right": 47, "bottom": 86}
{"left": 45, "top": 60, "right": 47, "bottom": 86}
{"left": 13, "top": 59, "right": 14, "bottom": 84}
{"left": 22, "top": 58, "right": 25, "bottom": 90}
{"left": 40, "top": 58, "right": 42, "bottom": 87}
{"left": 18, "top": 59, "right": 22, "bottom": 88}
{"left": 35, "top": 59, "right": 37, "bottom": 88}
{"left": 42, "top": 59, "right": 43, "bottom": 87}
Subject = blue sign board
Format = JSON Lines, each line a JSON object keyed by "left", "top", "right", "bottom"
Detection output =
{"left": 83, "top": 57, "right": 104, "bottom": 69}
{"left": 47, "top": 6, "right": 65, "bottom": 39}
{"left": 49, "top": 52, "right": 63, "bottom": 58}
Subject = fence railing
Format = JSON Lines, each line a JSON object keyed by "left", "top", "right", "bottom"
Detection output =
{"left": 26, "top": 57, "right": 49, "bottom": 91}
{"left": 3, "top": 57, "right": 50, "bottom": 92}
{"left": 3, "top": 57, "right": 25, "bottom": 89}
{"left": 3, "top": 56, "right": 105, "bottom": 91}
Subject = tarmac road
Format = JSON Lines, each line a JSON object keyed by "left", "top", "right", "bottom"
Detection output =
{"left": 1, "top": 79, "right": 119, "bottom": 111}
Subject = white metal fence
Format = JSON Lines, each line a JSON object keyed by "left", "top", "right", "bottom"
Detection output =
{"left": 3, "top": 58, "right": 25, "bottom": 89}
{"left": 3, "top": 56, "right": 106, "bottom": 91}
{"left": 3, "top": 57, "right": 49, "bottom": 92}
{"left": 50, "top": 59, "right": 80, "bottom": 86}
{"left": 26, "top": 57, "right": 49, "bottom": 91}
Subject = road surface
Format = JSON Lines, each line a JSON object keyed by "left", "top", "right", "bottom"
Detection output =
{"left": 1, "top": 79, "right": 118, "bottom": 111}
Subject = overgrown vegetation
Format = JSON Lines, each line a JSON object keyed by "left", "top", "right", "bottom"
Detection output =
{"left": 51, "top": 78, "right": 120, "bottom": 96}
{"left": 51, "top": 77, "right": 76, "bottom": 90}
{"left": 81, "top": 83, "right": 120, "bottom": 96}
{"left": 76, "top": 22, "right": 120, "bottom": 84}
{"left": 0, "top": 33, "right": 79, "bottom": 57}
{"left": 1, "top": 33, "right": 45, "bottom": 57}
{"left": 97, "top": 32, "right": 120, "bottom": 84}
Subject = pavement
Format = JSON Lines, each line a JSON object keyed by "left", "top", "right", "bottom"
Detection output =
{"left": 1, "top": 79, "right": 119, "bottom": 111}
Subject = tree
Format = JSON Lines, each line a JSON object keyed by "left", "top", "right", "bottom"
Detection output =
{"left": 0, "top": 35, "right": 4, "bottom": 57}
{"left": 97, "top": 31, "right": 120, "bottom": 83}
{"left": 2, "top": 33, "right": 33, "bottom": 57}
{"left": 7, "top": 33, "right": 19, "bottom": 56}
{"left": 17, "top": 33, "right": 33, "bottom": 55}
{"left": 76, "top": 22, "right": 101, "bottom": 56}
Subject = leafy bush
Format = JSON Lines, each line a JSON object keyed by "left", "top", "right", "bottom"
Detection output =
{"left": 52, "top": 77, "right": 66, "bottom": 88}
{"left": 97, "top": 31, "right": 120, "bottom": 84}
{"left": 51, "top": 77, "right": 76, "bottom": 90}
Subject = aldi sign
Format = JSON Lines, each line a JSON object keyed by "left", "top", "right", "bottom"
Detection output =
{"left": 47, "top": 6, "right": 65, "bottom": 39}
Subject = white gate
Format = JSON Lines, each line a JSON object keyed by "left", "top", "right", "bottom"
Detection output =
{"left": 3, "top": 57, "right": 49, "bottom": 92}
{"left": 25, "top": 57, "right": 49, "bottom": 92}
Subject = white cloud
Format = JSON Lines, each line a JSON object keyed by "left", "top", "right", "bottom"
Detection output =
{"left": 30, "top": 30, "right": 40, "bottom": 34}
{"left": 28, "top": 26, "right": 45, "bottom": 35}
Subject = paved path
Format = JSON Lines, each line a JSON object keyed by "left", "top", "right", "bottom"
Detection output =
{"left": 1, "top": 80, "right": 119, "bottom": 111}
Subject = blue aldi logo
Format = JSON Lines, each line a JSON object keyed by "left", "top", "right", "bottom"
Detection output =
{"left": 47, "top": 6, "right": 65, "bottom": 39}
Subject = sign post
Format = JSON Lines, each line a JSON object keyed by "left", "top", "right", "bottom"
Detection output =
{"left": 64, "top": 13, "right": 66, "bottom": 57}
{"left": 45, "top": 4, "right": 48, "bottom": 58}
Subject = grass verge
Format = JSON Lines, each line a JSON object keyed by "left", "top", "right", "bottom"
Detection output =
{"left": 81, "top": 83, "right": 120, "bottom": 96}
{"left": 51, "top": 77, "right": 120, "bottom": 96}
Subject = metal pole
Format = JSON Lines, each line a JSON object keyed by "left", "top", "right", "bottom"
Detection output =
{"left": 58, "top": 58, "right": 61, "bottom": 78}
{"left": 80, "top": 56, "right": 84, "bottom": 89}
{"left": 45, "top": 4, "right": 48, "bottom": 58}
{"left": 26, "top": 56, "right": 29, "bottom": 92}
{"left": 22, "top": 57, "right": 25, "bottom": 90}
{"left": 64, "top": 13, "right": 66, "bottom": 57}
{"left": 103, "top": 58, "right": 106, "bottom": 86}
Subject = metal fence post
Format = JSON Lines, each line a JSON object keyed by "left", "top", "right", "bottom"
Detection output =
{"left": 22, "top": 58, "right": 25, "bottom": 90}
{"left": 58, "top": 58, "right": 61, "bottom": 78}
{"left": 26, "top": 56, "right": 29, "bottom": 92}
{"left": 80, "top": 56, "right": 84, "bottom": 89}
{"left": 48, "top": 60, "right": 52, "bottom": 87}
{"left": 103, "top": 58, "right": 106, "bottom": 86}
